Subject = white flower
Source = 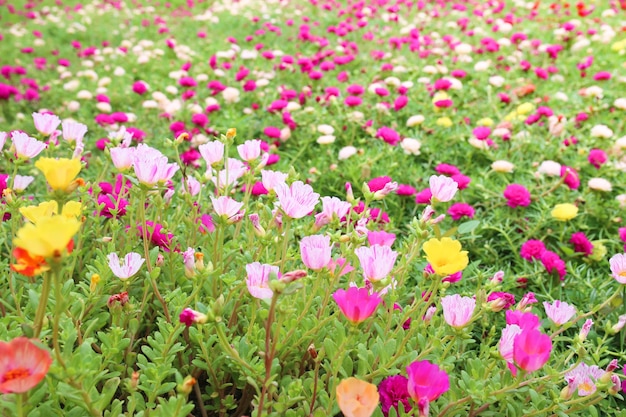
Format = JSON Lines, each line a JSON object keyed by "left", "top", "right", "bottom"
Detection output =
{"left": 317, "top": 135, "right": 335, "bottom": 145}
{"left": 338, "top": 146, "right": 357, "bottom": 160}
{"left": 590, "top": 124, "right": 613, "bottom": 139}
{"left": 468, "top": 137, "right": 489, "bottom": 149}
{"left": 400, "top": 138, "right": 421, "bottom": 155}
{"left": 537, "top": 160, "right": 562, "bottom": 176}
{"left": 614, "top": 98, "right": 626, "bottom": 110}
{"left": 588, "top": 177, "right": 612, "bottom": 192}
{"left": 317, "top": 124, "right": 334, "bottom": 135}
{"left": 222, "top": 87, "right": 240, "bottom": 103}
{"left": 489, "top": 76, "right": 505, "bottom": 87}
{"left": 406, "top": 114, "right": 425, "bottom": 127}
{"left": 474, "top": 60, "right": 491, "bottom": 71}
{"left": 491, "top": 160, "right": 514, "bottom": 173}
{"left": 107, "top": 252, "right": 145, "bottom": 280}
{"left": 616, "top": 194, "right": 626, "bottom": 209}
{"left": 455, "top": 43, "right": 472, "bottom": 55}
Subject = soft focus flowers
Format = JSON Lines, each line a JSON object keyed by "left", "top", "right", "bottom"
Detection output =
{"left": 332, "top": 287, "right": 382, "bottom": 324}
{"left": 513, "top": 329, "right": 552, "bottom": 373}
{"left": 245, "top": 262, "right": 279, "bottom": 299}
{"left": 32, "top": 112, "right": 61, "bottom": 136}
{"left": 440, "top": 294, "right": 476, "bottom": 329}
{"left": 0, "top": 337, "right": 52, "bottom": 394}
{"left": 336, "top": 377, "right": 379, "bottom": 417}
{"left": 543, "top": 300, "right": 576, "bottom": 325}
{"left": 355, "top": 245, "right": 398, "bottom": 282}
{"left": 379, "top": 375, "right": 412, "bottom": 417}
{"left": 107, "top": 252, "right": 145, "bottom": 280}
{"left": 609, "top": 253, "right": 626, "bottom": 284}
{"left": 300, "top": 234, "right": 332, "bottom": 271}
{"left": 422, "top": 237, "right": 468, "bottom": 276}
{"left": 429, "top": 175, "right": 458, "bottom": 203}
{"left": 35, "top": 158, "right": 82, "bottom": 192}
{"left": 406, "top": 360, "right": 450, "bottom": 417}
{"left": 14, "top": 215, "right": 81, "bottom": 258}
{"left": 11, "top": 131, "right": 47, "bottom": 159}
{"left": 551, "top": 204, "right": 578, "bottom": 221}
{"left": 503, "top": 184, "right": 531, "bottom": 208}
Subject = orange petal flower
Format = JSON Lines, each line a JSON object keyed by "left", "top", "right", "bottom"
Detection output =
{"left": 10, "top": 247, "right": 49, "bottom": 277}
{"left": 0, "top": 337, "right": 52, "bottom": 394}
{"left": 336, "top": 377, "right": 380, "bottom": 417}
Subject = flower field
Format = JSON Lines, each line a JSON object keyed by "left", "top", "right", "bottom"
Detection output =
{"left": 2, "top": 0, "right": 626, "bottom": 416}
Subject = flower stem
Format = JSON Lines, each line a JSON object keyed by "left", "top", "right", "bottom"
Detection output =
{"left": 257, "top": 293, "right": 279, "bottom": 416}
{"left": 33, "top": 271, "right": 52, "bottom": 338}
{"left": 52, "top": 266, "right": 67, "bottom": 368}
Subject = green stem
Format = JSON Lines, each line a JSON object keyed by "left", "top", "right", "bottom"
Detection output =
{"left": 257, "top": 293, "right": 279, "bottom": 416}
{"left": 33, "top": 272, "right": 52, "bottom": 338}
{"left": 52, "top": 267, "right": 67, "bottom": 368}
{"left": 214, "top": 322, "right": 257, "bottom": 374}
{"left": 15, "top": 393, "right": 25, "bottom": 417}
{"left": 279, "top": 217, "right": 291, "bottom": 270}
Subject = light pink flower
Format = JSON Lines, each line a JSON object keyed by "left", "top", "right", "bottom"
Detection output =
{"left": 499, "top": 324, "right": 523, "bottom": 363}
{"left": 0, "top": 132, "right": 6, "bottom": 151}
{"left": 564, "top": 363, "right": 606, "bottom": 397}
{"left": 107, "top": 252, "right": 145, "bottom": 280}
{"left": 261, "top": 170, "right": 289, "bottom": 192}
{"left": 429, "top": 175, "right": 458, "bottom": 202}
{"left": 245, "top": 262, "right": 279, "bottom": 299}
{"left": 210, "top": 196, "right": 244, "bottom": 222}
{"left": 300, "top": 235, "right": 332, "bottom": 271}
{"left": 315, "top": 196, "right": 351, "bottom": 227}
{"left": 11, "top": 131, "right": 47, "bottom": 159}
{"left": 275, "top": 181, "right": 320, "bottom": 219}
{"left": 182, "top": 247, "right": 195, "bottom": 277}
{"left": 212, "top": 158, "right": 247, "bottom": 189}
{"left": 182, "top": 176, "right": 201, "bottom": 196}
{"left": 110, "top": 146, "right": 135, "bottom": 170}
{"left": 13, "top": 175, "right": 34, "bottom": 192}
{"left": 440, "top": 294, "right": 476, "bottom": 329}
{"left": 367, "top": 230, "right": 396, "bottom": 247}
{"left": 543, "top": 300, "right": 576, "bottom": 325}
{"left": 355, "top": 244, "right": 398, "bottom": 282}
{"left": 61, "top": 121, "right": 88, "bottom": 143}
{"left": 237, "top": 139, "right": 262, "bottom": 161}
{"left": 132, "top": 145, "right": 179, "bottom": 187}
{"left": 609, "top": 253, "right": 626, "bottom": 284}
{"left": 32, "top": 112, "right": 60, "bottom": 136}
{"left": 198, "top": 141, "right": 224, "bottom": 166}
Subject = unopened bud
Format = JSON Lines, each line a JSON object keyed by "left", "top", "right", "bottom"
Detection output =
{"left": 90, "top": 273, "right": 101, "bottom": 292}
{"left": 194, "top": 252, "right": 205, "bottom": 271}
{"left": 423, "top": 306, "right": 437, "bottom": 324}
{"left": 373, "top": 181, "right": 398, "bottom": 200}
{"left": 177, "top": 375, "right": 196, "bottom": 395}
{"left": 175, "top": 132, "right": 189, "bottom": 144}
{"left": 156, "top": 253, "right": 165, "bottom": 267}
{"left": 345, "top": 182, "right": 355, "bottom": 203}
{"left": 249, "top": 213, "right": 266, "bottom": 237}
{"left": 226, "top": 128, "right": 237, "bottom": 140}
{"left": 579, "top": 319, "right": 593, "bottom": 342}
{"left": 281, "top": 269, "right": 307, "bottom": 284}
{"left": 611, "top": 314, "right": 626, "bottom": 334}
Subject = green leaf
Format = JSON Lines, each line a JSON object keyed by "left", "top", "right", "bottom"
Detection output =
{"left": 458, "top": 220, "right": 480, "bottom": 234}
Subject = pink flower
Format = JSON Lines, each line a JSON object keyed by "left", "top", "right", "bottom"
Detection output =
{"left": 245, "top": 262, "right": 279, "bottom": 299}
{"left": 132, "top": 81, "right": 148, "bottom": 95}
{"left": 506, "top": 310, "right": 541, "bottom": 330}
{"left": 179, "top": 308, "right": 207, "bottom": 327}
{"left": 332, "top": 287, "right": 382, "bottom": 324}
{"left": 198, "top": 141, "right": 225, "bottom": 166}
{"left": 415, "top": 188, "right": 432, "bottom": 204}
{"left": 237, "top": 139, "right": 262, "bottom": 162}
{"left": 540, "top": 250, "right": 566, "bottom": 280}
{"left": 429, "top": 175, "right": 458, "bottom": 202}
{"left": 379, "top": 375, "right": 412, "bottom": 417}
{"left": 440, "top": 294, "right": 476, "bottom": 328}
{"left": 107, "top": 252, "right": 145, "bottom": 280}
{"left": 132, "top": 145, "right": 179, "bottom": 187}
{"left": 61, "top": 121, "right": 88, "bottom": 143}
{"left": 0, "top": 337, "right": 52, "bottom": 394}
{"left": 110, "top": 146, "right": 135, "bottom": 171}
{"left": 570, "top": 232, "right": 593, "bottom": 256}
{"left": 487, "top": 292, "right": 516, "bottom": 311}
{"left": 32, "top": 111, "right": 60, "bottom": 136}
{"left": 368, "top": 176, "right": 392, "bottom": 192}
{"left": 609, "top": 253, "right": 626, "bottom": 284}
{"left": 564, "top": 363, "right": 606, "bottom": 397}
{"left": 355, "top": 244, "right": 398, "bottom": 282}
{"left": 275, "top": 181, "right": 320, "bottom": 219}
{"left": 560, "top": 166, "right": 580, "bottom": 189}
{"left": 447, "top": 203, "right": 474, "bottom": 220}
{"left": 261, "top": 170, "right": 289, "bottom": 192}
{"left": 211, "top": 196, "right": 244, "bottom": 222}
{"left": 520, "top": 240, "right": 546, "bottom": 261}
{"left": 472, "top": 126, "right": 491, "bottom": 140}
{"left": 0, "top": 131, "right": 6, "bottom": 151}
{"left": 499, "top": 324, "right": 523, "bottom": 364}
{"left": 300, "top": 234, "right": 332, "bottom": 271}
{"left": 435, "top": 164, "right": 460, "bottom": 176}
{"left": 503, "top": 184, "right": 531, "bottom": 208}
{"left": 513, "top": 328, "right": 552, "bottom": 373}
{"left": 11, "top": 131, "right": 47, "bottom": 159}
{"left": 367, "top": 230, "right": 396, "bottom": 247}
{"left": 543, "top": 300, "right": 576, "bottom": 325}
{"left": 376, "top": 127, "right": 401, "bottom": 145}
{"left": 315, "top": 196, "right": 351, "bottom": 227}
{"left": 588, "top": 149, "right": 607, "bottom": 169}
{"left": 406, "top": 360, "right": 449, "bottom": 417}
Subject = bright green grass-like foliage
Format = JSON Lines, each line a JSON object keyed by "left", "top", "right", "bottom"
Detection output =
{"left": 2, "top": 0, "right": 626, "bottom": 416}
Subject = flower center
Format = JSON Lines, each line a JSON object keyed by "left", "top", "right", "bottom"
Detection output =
{"left": 2, "top": 367, "right": 31, "bottom": 382}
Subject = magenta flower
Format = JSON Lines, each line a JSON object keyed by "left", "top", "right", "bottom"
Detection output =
{"left": 560, "top": 166, "right": 580, "bottom": 189}
{"left": 32, "top": 111, "right": 60, "bottom": 136}
{"left": 368, "top": 176, "right": 392, "bottom": 192}
{"left": 540, "top": 250, "right": 566, "bottom": 280}
{"left": 332, "top": 287, "right": 382, "bottom": 324}
{"left": 506, "top": 310, "right": 541, "bottom": 330}
{"left": 275, "top": 181, "right": 320, "bottom": 219}
{"left": 520, "top": 240, "right": 546, "bottom": 261}
{"left": 379, "top": 375, "right": 412, "bottom": 417}
{"left": 588, "top": 149, "right": 607, "bottom": 169}
{"left": 513, "top": 328, "right": 552, "bottom": 373}
{"left": 367, "top": 230, "right": 396, "bottom": 247}
{"left": 245, "top": 262, "right": 279, "bottom": 299}
{"left": 406, "top": 360, "right": 449, "bottom": 416}
{"left": 609, "top": 253, "right": 626, "bottom": 284}
{"left": 543, "top": 300, "right": 576, "bottom": 325}
{"left": 440, "top": 294, "right": 476, "bottom": 329}
{"left": 179, "top": 308, "right": 207, "bottom": 327}
{"left": 487, "top": 292, "right": 516, "bottom": 311}
{"left": 237, "top": 139, "right": 262, "bottom": 162}
{"left": 503, "top": 184, "right": 531, "bottom": 208}
{"left": 429, "top": 175, "right": 458, "bottom": 203}
{"left": 300, "top": 234, "right": 332, "bottom": 271}
{"left": 107, "top": 252, "right": 145, "bottom": 280}
{"left": 210, "top": 196, "right": 244, "bottom": 222}
{"left": 447, "top": 203, "right": 475, "bottom": 220}
{"left": 198, "top": 141, "right": 225, "bottom": 167}
{"left": 11, "top": 131, "right": 47, "bottom": 159}
{"left": 136, "top": 221, "right": 176, "bottom": 252}
{"left": 355, "top": 244, "right": 398, "bottom": 282}
{"left": 570, "top": 232, "right": 593, "bottom": 256}
{"left": 376, "top": 127, "right": 401, "bottom": 145}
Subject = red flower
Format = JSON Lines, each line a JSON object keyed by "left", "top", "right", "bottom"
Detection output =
{"left": 0, "top": 337, "right": 52, "bottom": 394}
{"left": 10, "top": 247, "right": 49, "bottom": 277}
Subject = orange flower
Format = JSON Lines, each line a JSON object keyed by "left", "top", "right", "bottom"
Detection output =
{"left": 336, "top": 377, "right": 380, "bottom": 417}
{"left": 0, "top": 337, "right": 52, "bottom": 394}
{"left": 10, "top": 247, "right": 50, "bottom": 277}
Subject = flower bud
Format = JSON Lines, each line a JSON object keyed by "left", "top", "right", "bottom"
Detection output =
{"left": 90, "top": 273, "right": 101, "bottom": 292}
{"left": 226, "top": 128, "right": 237, "bottom": 140}
{"left": 177, "top": 376, "right": 196, "bottom": 395}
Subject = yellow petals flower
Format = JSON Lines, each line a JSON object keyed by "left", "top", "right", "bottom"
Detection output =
{"left": 551, "top": 203, "right": 578, "bottom": 221}
{"left": 20, "top": 201, "right": 82, "bottom": 223}
{"left": 35, "top": 158, "right": 82, "bottom": 191}
{"left": 13, "top": 215, "right": 81, "bottom": 258}
{"left": 476, "top": 117, "right": 494, "bottom": 127}
{"left": 516, "top": 102, "right": 535, "bottom": 115}
{"left": 336, "top": 378, "right": 379, "bottom": 417}
{"left": 436, "top": 117, "right": 453, "bottom": 128}
{"left": 423, "top": 237, "right": 469, "bottom": 276}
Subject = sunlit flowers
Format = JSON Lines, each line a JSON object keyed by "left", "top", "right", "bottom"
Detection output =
{"left": 406, "top": 360, "right": 449, "bottom": 417}
{"left": 107, "top": 252, "right": 145, "bottom": 280}
{"left": 32, "top": 111, "right": 60, "bottom": 136}
{"left": 355, "top": 244, "right": 398, "bottom": 282}
{"left": 332, "top": 287, "right": 382, "bottom": 324}
{"left": 35, "top": 157, "right": 82, "bottom": 192}
{"left": 609, "top": 253, "right": 626, "bottom": 284}
{"left": 551, "top": 204, "right": 578, "bottom": 221}
{"left": 422, "top": 238, "right": 468, "bottom": 276}
{"left": 20, "top": 200, "right": 82, "bottom": 223}
{"left": 513, "top": 329, "right": 552, "bottom": 373}
{"left": 440, "top": 294, "right": 476, "bottom": 329}
{"left": 336, "top": 377, "right": 380, "bottom": 417}
{"left": 11, "top": 131, "right": 47, "bottom": 159}
{"left": 543, "top": 300, "right": 576, "bottom": 325}
{"left": 13, "top": 215, "right": 81, "bottom": 258}
{"left": 275, "top": 181, "right": 320, "bottom": 219}
{"left": 0, "top": 337, "right": 52, "bottom": 394}
{"left": 429, "top": 175, "right": 458, "bottom": 203}
{"left": 245, "top": 262, "right": 279, "bottom": 299}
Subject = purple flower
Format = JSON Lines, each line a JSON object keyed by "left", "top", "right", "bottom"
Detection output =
{"left": 379, "top": 375, "right": 412, "bottom": 417}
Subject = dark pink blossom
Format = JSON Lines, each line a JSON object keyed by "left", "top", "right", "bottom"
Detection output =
{"left": 540, "top": 250, "right": 566, "bottom": 280}
{"left": 447, "top": 203, "right": 474, "bottom": 220}
{"left": 570, "top": 232, "right": 593, "bottom": 256}
{"left": 379, "top": 375, "right": 412, "bottom": 417}
{"left": 503, "top": 184, "right": 531, "bottom": 208}
{"left": 588, "top": 149, "right": 607, "bottom": 169}
{"left": 520, "top": 240, "right": 546, "bottom": 261}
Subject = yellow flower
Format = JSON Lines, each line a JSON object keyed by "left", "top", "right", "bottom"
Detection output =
{"left": 476, "top": 118, "right": 494, "bottom": 127}
{"left": 551, "top": 203, "right": 578, "bottom": 221}
{"left": 35, "top": 158, "right": 82, "bottom": 192}
{"left": 336, "top": 378, "right": 379, "bottom": 417}
{"left": 423, "top": 237, "right": 469, "bottom": 276}
{"left": 20, "top": 201, "right": 82, "bottom": 223}
{"left": 436, "top": 117, "right": 453, "bottom": 128}
{"left": 13, "top": 215, "right": 81, "bottom": 258}
{"left": 516, "top": 102, "right": 535, "bottom": 115}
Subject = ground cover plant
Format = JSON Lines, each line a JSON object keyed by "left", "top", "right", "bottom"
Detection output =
{"left": 2, "top": 0, "right": 626, "bottom": 416}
